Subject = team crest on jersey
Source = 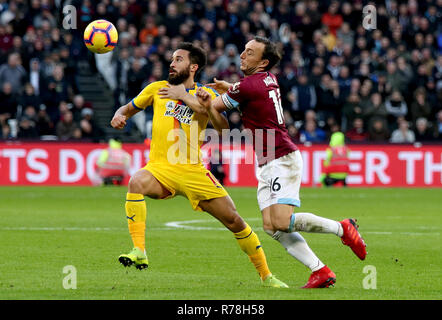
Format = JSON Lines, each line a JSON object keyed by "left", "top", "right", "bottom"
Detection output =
{"left": 164, "top": 101, "right": 194, "bottom": 124}
{"left": 229, "top": 82, "right": 240, "bottom": 94}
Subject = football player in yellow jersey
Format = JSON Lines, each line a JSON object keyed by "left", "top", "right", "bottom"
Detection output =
{"left": 110, "top": 42, "right": 287, "bottom": 288}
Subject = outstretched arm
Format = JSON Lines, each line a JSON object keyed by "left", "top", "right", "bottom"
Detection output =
{"left": 206, "top": 78, "right": 232, "bottom": 95}
{"left": 110, "top": 102, "right": 140, "bottom": 129}
{"left": 158, "top": 84, "right": 208, "bottom": 115}
{"left": 196, "top": 88, "right": 229, "bottom": 134}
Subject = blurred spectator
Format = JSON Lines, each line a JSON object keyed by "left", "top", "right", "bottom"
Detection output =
{"left": 0, "top": 52, "right": 26, "bottom": 94}
{"left": 114, "top": 48, "right": 131, "bottom": 108}
{"left": 337, "top": 22, "right": 354, "bottom": 48}
{"left": 59, "top": 46, "right": 78, "bottom": 94}
{"left": 17, "top": 105, "right": 39, "bottom": 139}
{"left": 316, "top": 74, "right": 342, "bottom": 122}
{"left": 368, "top": 118, "right": 390, "bottom": 142}
{"left": 56, "top": 110, "right": 79, "bottom": 141}
{"left": 228, "top": 111, "right": 243, "bottom": 131}
{"left": 337, "top": 65, "right": 352, "bottom": 97}
{"left": 324, "top": 115, "right": 341, "bottom": 138}
{"left": 287, "top": 123, "right": 300, "bottom": 143}
{"left": 433, "top": 110, "right": 442, "bottom": 140}
{"left": 300, "top": 119, "right": 326, "bottom": 143}
{"left": 0, "top": 82, "right": 17, "bottom": 126}
{"left": 414, "top": 117, "right": 435, "bottom": 142}
{"left": 385, "top": 90, "right": 408, "bottom": 129}
{"left": 41, "top": 65, "right": 72, "bottom": 122}
{"left": 213, "top": 44, "right": 241, "bottom": 75}
{"left": 342, "top": 93, "right": 362, "bottom": 130}
{"left": 218, "top": 62, "right": 239, "bottom": 81}
{"left": 35, "top": 105, "right": 53, "bottom": 136}
{"left": 0, "top": 122, "right": 12, "bottom": 140}
{"left": 385, "top": 61, "right": 408, "bottom": 94}
{"left": 164, "top": 2, "right": 184, "bottom": 38}
{"left": 18, "top": 82, "right": 41, "bottom": 112}
{"left": 321, "top": 1, "right": 342, "bottom": 37}
{"left": 346, "top": 117, "right": 369, "bottom": 142}
{"left": 28, "top": 58, "right": 44, "bottom": 96}
{"left": 71, "top": 94, "right": 88, "bottom": 122}
{"left": 362, "top": 93, "right": 388, "bottom": 125}
{"left": 127, "top": 59, "right": 148, "bottom": 100}
{"left": 326, "top": 54, "right": 341, "bottom": 79}
{"left": 78, "top": 0, "right": 95, "bottom": 31}
{"left": 390, "top": 118, "right": 415, "bottom": 143}
{"left": 79, "top": 107, "right": 102, "bottom": 142}
{"left": 139, "top": 16, "right": 158, "bottom": 44}
{"left": 410, "top": 87, "right": 432, "bottom": 124}
{"left": 288, "top": 74, "right": 316, "bottom": 121}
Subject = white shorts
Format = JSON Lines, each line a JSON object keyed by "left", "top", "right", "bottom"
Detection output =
{"left": 256, "top": 150, "right": 302, "bottom": 211}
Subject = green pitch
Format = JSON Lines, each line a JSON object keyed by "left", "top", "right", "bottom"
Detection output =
{"left": 0, "top": 186, "right": 440, "bottom": 300}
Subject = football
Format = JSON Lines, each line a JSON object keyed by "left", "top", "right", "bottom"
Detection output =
{"left": 83, "top": 19, "right": 118, "bottom": 54}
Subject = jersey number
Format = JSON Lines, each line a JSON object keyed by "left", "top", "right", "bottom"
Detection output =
{"left": 269, "top": 89, "right": 284, "bottom": 125}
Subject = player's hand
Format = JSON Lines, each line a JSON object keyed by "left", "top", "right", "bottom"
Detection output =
{"left": 111, "top": 114, "right": 126, "bottom": 129}
{"left": 196, "top": 87, "right": 211, "bottom": 110}
{"left": 158, "top": 84, "right": 186, "bottom": 100}
{"left": 207, "top": 78, "right": 231, "bottom": 94}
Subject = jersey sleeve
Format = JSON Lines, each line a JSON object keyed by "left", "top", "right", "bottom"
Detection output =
{"left": 131, "top": 81, "right": 162, "bottom": 110}
{"left": 201, "top": 86, "right": 219, "bottom": 100}
{"left": 221, "top": 78, "right": 251, "bottom": 110}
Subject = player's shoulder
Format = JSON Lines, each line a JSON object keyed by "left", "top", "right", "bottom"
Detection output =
{"left": 242, "top": 72, "right": 275, "bottom": 87}
{"left": 142, "top": 80, "right": 168, "bottom": 93}
{"left": 197, "top": 83, "right": 220, "bottom": 97}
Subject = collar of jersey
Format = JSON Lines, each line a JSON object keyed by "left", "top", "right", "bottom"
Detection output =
{"left": 185, "top": 82, "right": 202, "bottom": 92}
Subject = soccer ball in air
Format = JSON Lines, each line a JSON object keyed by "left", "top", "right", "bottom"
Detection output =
{"left": 83, "top": 19, "right": 118, "bottom": 54}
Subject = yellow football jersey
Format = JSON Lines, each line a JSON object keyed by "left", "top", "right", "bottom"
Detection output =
{"left": 131, "top": 81, "right": 218, "bottom": 165}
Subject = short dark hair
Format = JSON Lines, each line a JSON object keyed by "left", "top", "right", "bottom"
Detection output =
{"left": 177, "top": 42, "right": 207, "bottom": 75}
{"left": 254, "top": 36, "right": 282, "bottom": 71}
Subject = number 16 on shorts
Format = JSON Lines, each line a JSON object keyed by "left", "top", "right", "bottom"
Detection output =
{"left": 270, "top": 177, "right": 281, "bottom": 193}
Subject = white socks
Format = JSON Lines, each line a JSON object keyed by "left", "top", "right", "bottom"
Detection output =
{"left": 266, "top": 212, "right": 344, "bottom": 272}
{"left": 290, "top": 212, "right": 343, "bottom": 237}
{"left": 272, "top": 231, "right": 325, "bottom": 272}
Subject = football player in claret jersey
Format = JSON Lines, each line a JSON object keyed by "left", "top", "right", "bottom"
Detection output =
{"left": 200, "top": 36, "right": 367, "bottom": 288}
{"left": 110, "top": 42, "right": 288, "bottom": 288}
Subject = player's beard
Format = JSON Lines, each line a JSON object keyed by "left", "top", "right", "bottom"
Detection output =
{"left": 168, "top": 65, "right": 191, "bottom": 85}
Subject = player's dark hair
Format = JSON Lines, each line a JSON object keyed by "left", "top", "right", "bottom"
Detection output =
{"left": 177, "top": 42, "right": 207, "bottom": 75}
{"left": 254, "top": 36, "right": 282, "bottom": 71}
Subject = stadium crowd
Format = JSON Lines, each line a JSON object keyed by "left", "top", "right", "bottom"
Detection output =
{"left": 0, "top": 0, "right": 441, "bottom": 143}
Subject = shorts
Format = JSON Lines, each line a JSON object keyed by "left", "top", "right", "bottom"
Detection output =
{"left": 256, "top": 150, "right": 302, "bottom": 211}
{"left": 143, "top": 162, "right": 228, "bottom": 211}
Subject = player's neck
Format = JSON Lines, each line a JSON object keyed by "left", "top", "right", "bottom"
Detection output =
{"left": 245, "top": 69, "right": 267, "bottom": 77}
{"left": 182, "top": 78, "right": 196, "bottom": 90}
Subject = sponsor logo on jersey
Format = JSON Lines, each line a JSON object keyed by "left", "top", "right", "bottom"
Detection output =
{"left": 164, "top": 101, "right": 194, "bottom": 125}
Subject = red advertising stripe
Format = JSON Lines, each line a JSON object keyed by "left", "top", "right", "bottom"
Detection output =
{"left": 0, "top": 142, "right": 441, "bottom": 187}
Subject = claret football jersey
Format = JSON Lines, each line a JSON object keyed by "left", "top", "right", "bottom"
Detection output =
{"left": 222, "top": 72, "right": 298, "bottom": 165}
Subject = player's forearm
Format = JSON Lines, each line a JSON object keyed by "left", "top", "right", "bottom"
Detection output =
{"left": 111, "top": 103, "right": 140, "bottom": 129}
{"left": 115, "top": 104, "right": 137, "bottom": 119}
{"left": 180, "top": 92, "right": 207, "bottom": 114}
{"left": 208, "top": 106, "right": 229, "bottom": 134}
